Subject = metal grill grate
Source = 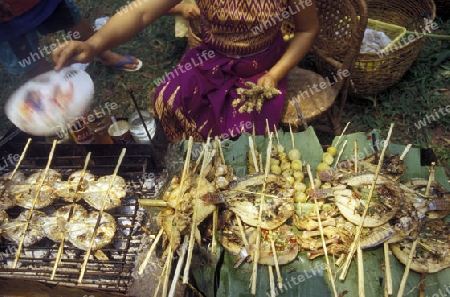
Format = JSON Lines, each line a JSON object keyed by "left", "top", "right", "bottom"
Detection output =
{"left": 0, "top": 129, "right": 167, "bottom": 293}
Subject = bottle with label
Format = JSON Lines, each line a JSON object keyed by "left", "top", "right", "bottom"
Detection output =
{"left": 128, "top": 110, "right": 156, "bottom": 144}
{"left": 86, "top": 112, "right": 114, "bottom": 144}
{"left": 69, "top": 118, "right": 94, "bottom": 144}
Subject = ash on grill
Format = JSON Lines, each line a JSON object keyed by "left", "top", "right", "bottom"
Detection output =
{"left": 0, "top": 130, "right": 168, "bottom": 294}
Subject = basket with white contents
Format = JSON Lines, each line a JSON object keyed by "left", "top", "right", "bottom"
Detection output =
{"left": 348, "top": 0, "right": 436, "bottom": 95}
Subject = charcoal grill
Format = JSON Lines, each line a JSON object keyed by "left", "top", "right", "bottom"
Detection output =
{"left": 0, "top": 125, "right": 168, "bottom": 294}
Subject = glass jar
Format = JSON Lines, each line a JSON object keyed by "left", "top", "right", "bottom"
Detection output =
{"left": 86, "top": 113, "right": 114, "bottom": 144}
{"left": 128, "top": 110, "right": 155, "bottom": 144}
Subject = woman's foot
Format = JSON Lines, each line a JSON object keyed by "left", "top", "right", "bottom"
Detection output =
{"left": 98, "top": 51, "right": 142, "bottom": 71}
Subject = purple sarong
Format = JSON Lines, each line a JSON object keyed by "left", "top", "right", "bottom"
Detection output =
{"left": 154, "top": 33, "right": 287, "bottom": 142}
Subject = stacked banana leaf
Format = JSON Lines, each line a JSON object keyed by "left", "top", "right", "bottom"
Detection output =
{"left": 186, "top": 127, "right": 450, "bottom": 297}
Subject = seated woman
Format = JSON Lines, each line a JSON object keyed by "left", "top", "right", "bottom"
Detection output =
{"left": 52, "top": 0, "right": 319, "bottom": 142}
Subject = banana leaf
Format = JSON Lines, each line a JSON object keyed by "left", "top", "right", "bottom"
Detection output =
{"left": 186, "top": 127, "right": 450, "bottom": 297}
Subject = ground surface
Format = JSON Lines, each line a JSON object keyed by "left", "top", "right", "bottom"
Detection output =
{"left": 0, "top": 1, "right": 448, "bottom": 172}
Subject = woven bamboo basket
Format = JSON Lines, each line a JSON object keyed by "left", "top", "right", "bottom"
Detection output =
{"left": 348, "top": 0, "right": 436, "bottom": 95}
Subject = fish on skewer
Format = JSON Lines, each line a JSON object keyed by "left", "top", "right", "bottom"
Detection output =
{"left": 66, "top": 211, "right": 117, "bottom": 250}
{"left": 1, "top": 210, "right": 46, "bottom": 246}
{"left": 202, "top": 173, "right": 295, "bottom": 230}
{"left": 10, "top": 183, "right": 57, "bottom": 209}
{"left": 40, "top": 204, "right": 88, "bottom": 242}
{"left": 391, "top": 219, "right": 450, "bottom": 273}
{"left": 0, "top": 171, "right": 26, "bottom": 210}
{"left": 25, "top": 169, "right": 61, "bottom": 185}
{"left": 79, "top": 182, "right": 126, "bottom": 210}
{"left": 219, "top": 212, "right": 298, "bottom": 267}
{"left": 332, "top": 173, "right": 404, "bottom": 227}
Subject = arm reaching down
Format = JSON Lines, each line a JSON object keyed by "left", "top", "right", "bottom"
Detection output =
{"left": 258, "top": 0, "right": 319, "bottom": 88}
{"left": 52, "top": 0, "right": 181, "bottom": 70}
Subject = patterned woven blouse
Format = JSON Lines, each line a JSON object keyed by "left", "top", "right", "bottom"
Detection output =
{"left": 198, "top": 0, "right": 289, "bottom": 56}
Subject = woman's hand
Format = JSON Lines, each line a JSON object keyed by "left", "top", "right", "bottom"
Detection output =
{"left": 52, "top": 41, "right": 98, "bottom": 71}
{"left": 257, "top": 72, "right": 278, "bottom": 88}
{"left": 181, "top": 3, "right": 200, "bottom": 19}
{"left": 168, "top": 3, "right": 200, "bottom": 19}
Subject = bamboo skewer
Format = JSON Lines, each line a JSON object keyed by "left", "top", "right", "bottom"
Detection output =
{"left": 384, "top": 241, "right": 393, "bottom": 296}
{"left": 51, "top": 152, "right": 91, "bottom": 280}
{"left": 167, "top": 136, "right": 193, "bottom": 285}
{"left": 289, "top": 124, "right": 295, "bottom": 150}
{"left": 211, "top": 208, "right": 218, "bottom": 253}
{"left": 339, "top": 123, "right": 395, "bottom": 281}
{"left": 334, "top": 122, "right": 350, "bottom": 148}
{"left": 8, "top": 138, "right": 32, "bottom": 181}
{"left": 400, "top": 144, "right": 412, "bottom": 161}
{"left": 273, "top": 124, "right": 280, "bottom": 144}
{"left": 139, "top": 228, "right": 164, "bottom": 275}
{"left": 138, "top": 199, "right": 168, "bottom": 207}
{"left": 425, "top": 162, "right": 435, "bottom": 197}
{"left": 169, "top": 236, "right": 188, "bottom": 297}
{"left": 183, "top": 141, "right": 213, "bottom": 284}
{"left": 13, "top": 139, "right": 58, "bottom": 269}
{"left": 236, "top": 216, "right": 249, "bottom": 249}
{"left": 357, "top": 240, "right": 365, "bottom": 297}
{"left": 78, "top": 148, "right": 126, "bottom": 283}
{"left": 249, "top": 137, "right": 260, "bottom": 172}
{"left": 268, "top": 266, "right": 276, "bottom": 297}
{"left": 398, "top": 162, "right": 434, "bottom": 296}
{"left": 153, "top": 256, "right": 169, "bottom": 297}
{"left": 306, "top": 164, "right": 338, "bottom": 297}
{"left": 162, "top": 245, "right": 173, "bottom": 297}
{"left": 354, "top": 142, "right": 364, "bottom": 296}
{"left": 269, "top": 235, "right": 283, "bottom": 289}
{"left": 396, "top": 239, "right": 419, "bottom": 297}
{"left": 333, "top": 139, "right": 348, "bottom": 168}
{"left": 251, "top": 133, "right": 273, "bottom": 295}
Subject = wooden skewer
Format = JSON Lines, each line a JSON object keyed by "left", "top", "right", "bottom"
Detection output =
{"left": 78, "top": 148, "right": 126, "bottom": 283}
{"left": 251, "top": 133, "right": 272, "bottom": 295}
{"left": 306, "top": 164, "right": 338, "bottom": 297}
{"left": 8, "top": 138, "right": 32, "bottom": 181}
{"left": 153, "top": 253, "right": 168, "bottom": 297}
{"left": 13, "top": 139, "right": 57, "bottom": 269}
{"left": 138, "top": 228, "right": 164, "bottom": 275}
{"left": 268, "top": 266, "right": 276, "bottom": 297}
{"left": 396, "top": 239, "right": 419, "bottom": 297}
{"left": 269, "top": 234, "right": 283, "bottom": 289}
{"left": 236, "top": 216, "right": 249, "bottom": 249}
{"left": 159, "top": 136, "right": 193, "bottom": 289}
{"left": 51, "top": 152, "right": 91, "bottom": 280}
{"left": 384, "top": 241, "right": 393, "bottom": 296}
{"left": 398, "top": 161, "right": 435, "bottom": 296}
{"left": 162, "top": 245, "right": 173, "bottom": 297}
{"left": 339, "top": 123, "right": 395, "bottom": 281}
{"left": 357, "top": 239, "right": 365, "bottom": 297}
{"left": 425, "top": 162, "right": 435, "bottom": 197}
{"left": 335, "top": 122, "right": 350, "bottom": 148}
{"left": 289, "top": 124, "right": 295, "bottom": 150}
{"left": 273, "top": 124, "right": 280, "bottom": 144}
{"left": 249, "top": 137, "right": 260, "bottom": 172}
{"left": 169, "top": 236, "right": 188, "bottom": 297}
{"left": 399, "top": 144, "right": 412, "bottom": 161}
{"left": 211, "top": 208, "right": 218, "bottom": 253}
{"left": 333, "top": 139, "right": 348, "bottom": 168}
{"left": 138, "top": 199, "right": 168, "bottom": 207}
{"left": 183, "top": 142, "right": 213, "bottom": 284}
{"left": 216, "top": 136, "right": 225, "bottom": 165}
